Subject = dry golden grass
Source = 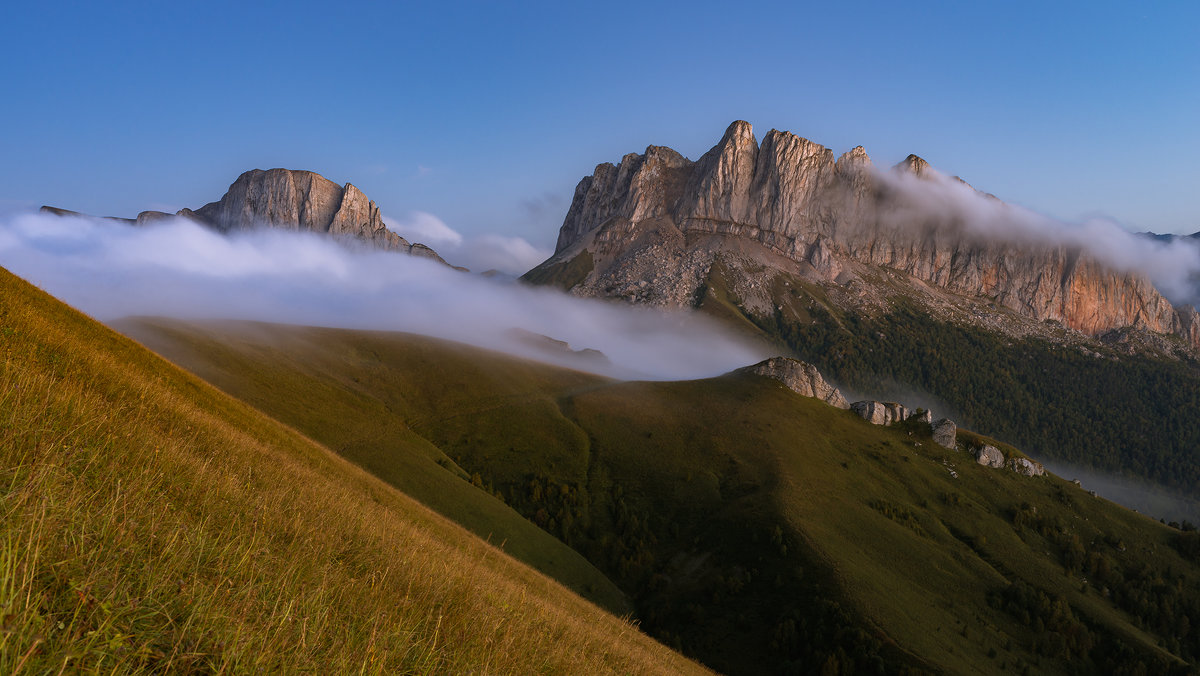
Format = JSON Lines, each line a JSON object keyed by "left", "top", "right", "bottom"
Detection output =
{"left": 0, "top": 268, "right": 709, "bottom": 675}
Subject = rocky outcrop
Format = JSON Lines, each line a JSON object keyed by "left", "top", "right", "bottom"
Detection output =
{"left": 966, "top": 443, "right": 1046, "bottom": 476}
{"left": 1007, "top": 457, "right": 1046, "bottom": 477}
{"left": 738, "top": 357, "right": 849, "bottom": 409}
{"left": 534, "top": 121, "right": 1199, "bottom": 349}
{"left": 39, "top": 206, "right": 134, "bottom": 225}
{"left": 974, "top": 445, "right": 1005, "bottom": 469}
{"left": 931, "top": 419, "right": 957, "bottom": 449}
{"left": 408, "top": 243, "right": 445, "bottom": 261}
{"left": 839, "top": 393, "right": 1046, "bottom": 478}
{"left": 41, "top": 169, "right": 445, "bottom": 262}
{"left": 851, "top": 401, "right": 910, "bottom": 426}
{"left": 135, "top": 210, "right": 175, "bottom": 226}
{"left": 505, "top": 328, "right": 611, "bottom": 369}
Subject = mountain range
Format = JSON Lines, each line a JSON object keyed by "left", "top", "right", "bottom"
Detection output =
{"left": 32, "top": 124, "right": 1200, "bottom": 503}
{"left": 9, "top": 121, "right": 1200, "bottom": 674}
{"left": 527, "top": 120, "right": 1200, "bottom": 350}
{"left": 42, "top": 168, "right": 448, "bottom": 263}
{"left": 39, "top": 132, "right": 1197, "bottom": 352}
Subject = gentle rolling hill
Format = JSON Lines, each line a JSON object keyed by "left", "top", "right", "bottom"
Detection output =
{"left": 0, "top": 267, "right": 706, "bottom": 674}
{"left": 121, "top": 316, "right": 1200, "bottom": 675}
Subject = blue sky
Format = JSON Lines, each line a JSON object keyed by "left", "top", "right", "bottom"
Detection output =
{"left": 3, "top": 1, "right": 1198, "bottom": 250}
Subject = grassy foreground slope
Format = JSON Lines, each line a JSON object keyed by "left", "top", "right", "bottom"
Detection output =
{"left": 124, "top": 318, "right": 1200, "bottom": 675}
{"left": 0, "top": 267, "right": 705, "bottom": 675}
{"left": 116, "top": 318, "right": 627, "bottom": 613}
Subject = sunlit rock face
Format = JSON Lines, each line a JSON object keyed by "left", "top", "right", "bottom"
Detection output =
{"left": 191, "top": 169, "right": 442, "bottom": 259}
{"left": 537, "top": 121, "right": 1197, "bottom": 348}
{"left": 43, "top": 168, "right": 446, "bottom": 263}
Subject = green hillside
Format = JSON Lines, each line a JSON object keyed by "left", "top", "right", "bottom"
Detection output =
{"left": 530, "top": 249, "right": 1200, "bottom": 515}
{"left": 124, "top": 316, "right": 1200, "bottom": 675}
{"left": 739, "top": 280, "right": 1200, "bottom": 508}
{"left": 0, "top": 267, "right": 706, "bottom": 675}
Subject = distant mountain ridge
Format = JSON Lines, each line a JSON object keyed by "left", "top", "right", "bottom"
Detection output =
{"left": 42, "top": 168, "right": 446, "bottom": 263}
{"left": 529, "top": 120, "right": 1200, "bottom": 349}
{"left": 1138, "top": 230, "right": 1200, "bottom": 243}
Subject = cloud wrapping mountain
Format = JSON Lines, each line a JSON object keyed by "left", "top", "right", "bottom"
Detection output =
{"left": 384, "top": 211, "right": 553, "bottom": 274}
{"left": 0, "top": 211, "right": 766, "bottom": 380}
{"left": 534, "top": 121, "right": 1200, "bottom": 346}
{"left": 875, "top": 167, "right": 1200, "bottom": 307}
{"left": 384, "top": 211, "right": 464, "bottom": 247}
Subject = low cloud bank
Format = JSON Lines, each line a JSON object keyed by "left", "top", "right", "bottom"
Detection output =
{"left": 1040, "top": 460, "right": 1200, "bottom": 525}
{"left": 0, "top": 212, "right": 767, "bottom": 380}
{"left": 384, "top": 211, "right": 552, "bottom": 275}
{"left": 877, "top": 168, "right": 1200, "bottom": 307}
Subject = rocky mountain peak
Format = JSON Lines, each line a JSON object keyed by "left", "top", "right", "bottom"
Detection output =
{"left": 41, "top": 168, "right": 446, "bottom": 263}
{"left": 722, "top": 120, "right": 757, "bottom": 146}
{"left": 836, "top": 146, "right": 871, "bottom": 169}
{"left": 191, "top": 168, "right": 445, "bottom": 260}
{"left": 681, "top": 121, "right": 761, "bottom": 225}
{"left": 835, "top": 146, "right": 874, "bottom": 194}
{"left": 894, "top": 154, "right": 933, "bottom": 178}
{"left": 529, "top": 120, "right": 1200, "bottom": 350}
{"left": 194, "top": 169, "right": 336, "bottom": 233}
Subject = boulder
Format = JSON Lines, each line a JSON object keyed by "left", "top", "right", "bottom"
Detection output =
{"left": 738, "top": 357, "right": 849, "bottom": 409}
{"left": 1007, "top": 457, "right": 1046, "bottom": 477}
{"left": 974, "top": 445, "right": 1005, "bottom": 469}
{"left": 931, "top": 418, "right": 956, "bottom": 449}
{"left": 851, "top": 400, "right": 909, "bottom": 425}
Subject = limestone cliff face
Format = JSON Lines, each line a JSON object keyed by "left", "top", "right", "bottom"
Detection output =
{"left": 543, "top": 121, "right": 1196, "bottom": 347}
{"left": 194, "top": 169, "right": 345, "bottom": 234}
{"left": 43, "top": 168, "right": 445, "bottom": 263}
{"left": 191, "top": 169, "right": 439, "bottom": 258}
{"left": 556, "top": 147, "right": 692, "bottom": 252}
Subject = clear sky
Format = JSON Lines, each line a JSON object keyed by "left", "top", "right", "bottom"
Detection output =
{"left": 3, "top": 0, "right": 1198, "bottom": 250}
